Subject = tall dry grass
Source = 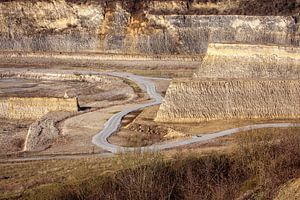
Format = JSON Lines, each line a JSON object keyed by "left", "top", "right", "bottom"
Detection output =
{"left": 23, "top": 128, "right": 300, "bottom": 200}
{"left": 234, "top": 128, "right": 300, "bottom": 198}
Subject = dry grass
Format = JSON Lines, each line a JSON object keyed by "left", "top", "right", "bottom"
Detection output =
{"left": 234, "top": 127, "right": 300, "bottom": 198}
{"left": 1, "top": 127, "right": 299, "bottom": 200}
{"left": 275, "top": 178, "right": 300, "bottom": 200}
{"left": 0, "top": 158, "right": 114, "bottom": 199}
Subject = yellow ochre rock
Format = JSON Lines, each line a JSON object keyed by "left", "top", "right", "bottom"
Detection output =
{"left": 156, "top": 44, "right": 300, "bottom": 122}
{"left": 0, "top": 97, "right": 78, "bottom": 120}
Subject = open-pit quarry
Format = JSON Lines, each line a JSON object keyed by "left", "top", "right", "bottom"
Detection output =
{"left": 1, "top": 1, "right": 300, "bottom": 200}
{"left": 156, "top": 43, "right": 300, "bottom": 122}
{"left": 0, "top": 68, "right": 145, "bottom": 154}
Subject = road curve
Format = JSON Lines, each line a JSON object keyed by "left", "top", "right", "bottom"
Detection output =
{"left": 92, "top": 72, "right": 164, "bottom": 153}
{"left": 92, "top": 72, "right": 300, "bottom": 153}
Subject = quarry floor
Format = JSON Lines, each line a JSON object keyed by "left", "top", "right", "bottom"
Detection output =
{"left": 0, "top": 67, "right": 172, "bottom": 157}
{"left": 1, "top": 65, "right": 299, "bottom": 159}
{"left": 0, "top": 62, "right": 299, "bottom": 199}
{"left": 0, "top": 52, "right": 200, "bottom": 78}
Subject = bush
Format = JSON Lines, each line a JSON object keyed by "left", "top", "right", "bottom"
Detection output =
{"left": 235, "top": 128, "right": 300, "bottom": 198}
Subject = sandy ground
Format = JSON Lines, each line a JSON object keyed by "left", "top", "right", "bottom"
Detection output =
{"left": 0, "top": 75, "right": 134, "bottom": 106}
{"left": 0, "top": 118, "right": 33, "bottom": 155}
{"left": 0, "top": 52, "right": 200, "bottom": 78}
{"left": 0, "top": 70, "right": 135, "bottom": 155}
{"left": 148, "top": 78, "right": 171, "bottom": 95}
{"left": 53, "top": 78, "right": 170, "bottom": 154}
{"left": 2, "top": 66, "right": 298, "bottom": 156}
{"left": 0, "top": 68, "right": 171, "bottom": 155}
{"left": 34, "top": 104, "right": 133, "bottom": 154}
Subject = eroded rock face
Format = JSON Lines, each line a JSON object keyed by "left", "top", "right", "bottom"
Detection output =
{"left": 0, "top": 97, "right": 78, "bottom": 120}
{"left": 148, "top": 15, "right": 297, "bottom": 46}
{"left": 0, "top": 0, "right": 299, "bottom": 54}
{"left": 156, "top": 44, "right": 300, "bottom": 122}
{"left": 196, "top": 43, "right": 300, "bottom": 79}
{"left": 156, "top": 79, "right": 300, "bottom": 122}
{"left": 24, "top": 112, "right": 73, "bottom": 151}
{"left": 0, "top": 0, "right": 104, "bottom": 51}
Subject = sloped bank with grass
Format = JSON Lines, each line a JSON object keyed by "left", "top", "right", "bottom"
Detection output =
{"left": 2, "top": 127, "right": 298, "bottom": 200}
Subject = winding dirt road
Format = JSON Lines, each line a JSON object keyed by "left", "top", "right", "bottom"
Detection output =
{"left": 1, "top": 69, "right": 299, "bottom": 162}
{"left": 92, "top": 72, "right": 300, "bottom": 153}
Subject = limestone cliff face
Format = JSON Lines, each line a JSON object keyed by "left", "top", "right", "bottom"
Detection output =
{"left": 196, "top": 43, "right": 300, "bottom": 79}
{"left": 156, "top": 43, "right": 300, "bottom": 122}
{"left": 155, "top": 79, "right": 300, "bottom": 122}
{"left": 0, "top": 99, "right": 9, "bottom": 118}
{"left": 0, "top": 0, "right": 299, "bottom": 54}
{"left": 0, "top": 0, "right": 104, "bottom": 52}
{"left": 0, "top": 97, "right": 78, "bottom": 120}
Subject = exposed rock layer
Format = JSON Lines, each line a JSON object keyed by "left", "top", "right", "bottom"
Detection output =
{"left": 196, "top": 43, "right": 300, "bottom": 79}
{"left": 0, "top": 0, "right": 299, "bottom": 54}
{"left": 24, "top": 112, "right": 73, "bottom": 151}
{"left": 0, "top": 69, "right": 120, "bottom": 84}
{"left": 156, "top": 79, "right": 300, "bottom": 122}
{"left": 156, "top": 43, "right": 300, "bottom": 122}
{"left": 0, "top": 97, "right": 78, "bottom": 120}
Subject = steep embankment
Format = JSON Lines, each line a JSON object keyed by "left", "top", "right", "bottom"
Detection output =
{"left": 0, "top": 97, "right": 78, "bottom": 120}
{"left": 195, "top": 43, "right": 300, "bottom": 79}
{"left": 156, "top": 78, "right": 300, "bottom": 122}
{"left": 156, "top": 44, "right": 300, "bottom": 122}
{"left": 0, "top": 0, "right": 299, "bottom": 54}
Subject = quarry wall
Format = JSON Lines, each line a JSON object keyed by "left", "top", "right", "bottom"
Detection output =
{"left": 0, "top": 0, "right": 299, "bottom": 54}
{"left": 0, "top": 97, "right": 78, "bottom": 120}
{"left": 156, "top": 43, "right": 300, "bottom": 122}
{"left": 155, "top": 79, "right": 300, "bottom": 122}
{"left": 196, "top": 43, "right": 300, "bottom": 79}
{"left": 0, "top": 99, "right": 9, "bottom": 118}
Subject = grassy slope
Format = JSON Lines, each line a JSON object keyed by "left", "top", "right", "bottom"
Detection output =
{"left": 1, "top": 127, "right": 299, "bottom": 200}
{"left": 275, "top": 178, "right": 300, "bottom": 200}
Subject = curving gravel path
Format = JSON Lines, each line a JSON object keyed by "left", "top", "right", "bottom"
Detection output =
{"left": 1, "top": 70, "right": 299, "bottom": 162}
{"left": 92, "top": 72, "right": 300, "bottom": 153}
{"left": 92, "top": 72, "right": 164, "bottom": 153}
